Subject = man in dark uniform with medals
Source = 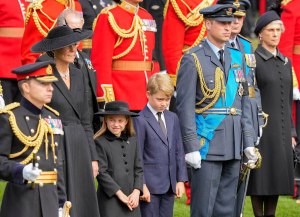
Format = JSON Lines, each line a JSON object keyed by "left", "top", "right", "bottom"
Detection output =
{"left": 0, "top": 61, "right": 67, "bottom": 217}
{"left": 176, "top": 4, "right": 259, "bottom": 216}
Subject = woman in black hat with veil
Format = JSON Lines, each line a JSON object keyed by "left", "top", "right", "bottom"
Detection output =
{"left": 31, "top": 25, "right": 100, "bottom": 217}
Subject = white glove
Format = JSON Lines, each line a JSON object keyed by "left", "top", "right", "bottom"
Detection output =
{"left": 22, "top": 163, "right": 41, "bottom": 182}
{"left": 58, "top": 207, "right": 70, "bottom": 217}
{"left": 58, "top": 208, "right": 63, "bottom": 217}
{"left": 244, "top": 147, "right": 258, "bottom": 169}
{"left": 293, "top": 87, "right": 300, "bottom": 100}
{"left": 185, "top": 151, "right": 201, "bottom": 169}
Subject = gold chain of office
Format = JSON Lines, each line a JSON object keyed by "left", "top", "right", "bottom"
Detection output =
{"left": 0, "top": 103, "right": 56, "bottom": 165}
{"left": 25, "top": 0, "right": 74, "bottom": 37}
{"left": 107, "top": 11, "right": 146, "bottom": 60}
{"left": 191, "top": 53, "right": 226, "bottom": 114}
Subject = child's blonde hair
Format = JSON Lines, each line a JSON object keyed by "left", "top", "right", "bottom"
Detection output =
{"left": 94, "top": 115, "right": 136, "bottom": 139}
{"left": 147, "top": 73, "right": 174, "bottom": 97}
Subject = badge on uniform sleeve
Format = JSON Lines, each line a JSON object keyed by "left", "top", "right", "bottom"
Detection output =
{"left": 141, "top": 19, "right": 157, "bottom": 32}
{"left": 245, "top": 54, "right": 256, "bottom": 68}
{"left": 44, "top": 118, "right": 64, "bottom": 135}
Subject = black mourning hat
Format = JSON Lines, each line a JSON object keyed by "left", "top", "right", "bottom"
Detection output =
{"left": 12, "top": 61, "right": 57, "bottom": 82}
{"left": 200, "top": 4, "right": 237, "bottom": 22}
{"left": 31, "top": 26, "right": 93, "bottom": 53}
{"left": 217, "top": 0, "right": 251, "bottom": 16}
{"left": 96, "top": 101, "right": 139, "bottom": 117}
{"left": 254, "top": 10, "right": 281, "bottom": 36}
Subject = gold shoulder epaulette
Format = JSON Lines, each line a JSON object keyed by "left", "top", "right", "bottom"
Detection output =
{"left": 0, "top": 102, "right": 20, "bottom": 114}
{"left": 238, "top": 34, "right": 251, "bottom": 43}
{"left": 100, "top": 4, "right": 117, "bottom": 14}
{"left": 44, "top": 104, "right": 60, "bottom": 116}
{"left": 281, "top": 0, "right": 293, "bottom": 6}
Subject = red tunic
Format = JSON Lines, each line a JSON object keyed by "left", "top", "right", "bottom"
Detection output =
{"left": 0, "top": 0, "right": 29, "bottom": 79}
{"left": 91, "top": 3, "right": 156, "bottom": 110}
{"left": 162, "top": 0, "right": 216, "bottom": 83}
{"left": 278, "top": 0, "right": 300, "bottom": 122}
{"left": 21, "top": 0, "right": 82, "bottom": 65}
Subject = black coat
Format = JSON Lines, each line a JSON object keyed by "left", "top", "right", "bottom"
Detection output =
{"left": 247, "top": 44, "right": 295, "bottom": 195}
{"left": 0, "top": 98, "right": 66, "bottom": 217}
{"left": 48, "top": 66, "right": 100, "bottom": 217}
{"left": 95, "top": 132, "right": 143, "bottom": 217}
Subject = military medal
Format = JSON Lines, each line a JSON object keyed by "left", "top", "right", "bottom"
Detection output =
{"left": 238, "top": 83, "right": 244, "bottom": 97}
{"left": 245, "top": 54, "right": 256, "bottom": 68}
{"left": 234, "top": 69, "right": 244, "bottom": 82}
{"left": 141, "top": 19, "right": 157, "bottom": 32}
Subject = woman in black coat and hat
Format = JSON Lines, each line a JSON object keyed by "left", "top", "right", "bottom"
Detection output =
{"left": 31, "top": 26, "right": 100, "bottom": 217}
{"left": 247, "top": 9, "right": 297, "bottom": 217}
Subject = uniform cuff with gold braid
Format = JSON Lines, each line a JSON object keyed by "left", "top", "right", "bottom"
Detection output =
{"left": 98, "top": 84, "right": 115, "bottom": 102}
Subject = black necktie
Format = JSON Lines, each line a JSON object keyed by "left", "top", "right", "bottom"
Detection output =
{"left": 231, "top": 41, "right": 236, "bottom": 48}
{"left": 218, "top": 49, "right": 224, "bottom": 68}
{"left": 157, "top": 112, "right": 167, "bottom": 137}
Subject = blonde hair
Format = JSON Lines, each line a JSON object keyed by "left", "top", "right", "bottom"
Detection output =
{"left": 147, "top": 73, "right": 174, "bottom": 96}
{"left": 94, "top": 115, "right": 136, "bottom": 139}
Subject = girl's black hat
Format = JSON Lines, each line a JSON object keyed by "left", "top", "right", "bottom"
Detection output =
{"left": 96, "top": 101, "right": 139, "bottom": 117}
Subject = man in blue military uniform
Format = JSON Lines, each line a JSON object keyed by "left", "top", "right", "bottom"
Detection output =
{"left": 0, "top": 61, "right": 67, "bottom": 217}
{"left": 217, "top": 1, "right": 264, "bottom": 216}
{"left": 176, "top": 4, "right": 259, "bottom": 217}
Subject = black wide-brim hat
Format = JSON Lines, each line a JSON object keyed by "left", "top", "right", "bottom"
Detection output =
{"left": 31, "top": 25, "right": 93, "bottom": 53}
{"left": 95, "top": 101, "right": 139, "bottom": 117}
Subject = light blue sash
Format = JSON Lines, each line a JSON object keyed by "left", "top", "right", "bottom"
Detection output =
{"left": 195, "top": 48, "right": 243, "bottom": 159}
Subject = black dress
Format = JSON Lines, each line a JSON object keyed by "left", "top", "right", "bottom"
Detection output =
{"left": 247, "top": 44, "right": 295, "bottom": 196}
{"left": 48, "top": 66, "right": 100, "bottom": 217}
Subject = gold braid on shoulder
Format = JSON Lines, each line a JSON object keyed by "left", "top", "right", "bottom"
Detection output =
{"left": 165, "top": 0, "right": 214, "bottom": 51}
{"left": 107, "top": 11, "right": 145, "bottom": 60}
{"left": 0, "top": 103, "right": 56, "bottom": 165}
{"left": 191, "top": 53, "right": 226, "bottom": 114}
{"left": 25, "top": 0, "right": 74, "bottom": 37}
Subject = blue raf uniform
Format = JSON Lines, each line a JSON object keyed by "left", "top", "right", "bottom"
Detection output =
{"left": 176, "top": 4, "right": 257, "bottom": 217}
{"left": 217, "top": 1, "right": 264, "bottom": 216}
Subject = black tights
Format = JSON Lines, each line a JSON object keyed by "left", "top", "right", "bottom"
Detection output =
{"left": 250, "top": 195, "right": 279, "bottom": 217}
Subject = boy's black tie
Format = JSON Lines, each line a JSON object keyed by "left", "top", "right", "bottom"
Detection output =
{"left": 157, "top": 112, "right": 167, "bottom": 137}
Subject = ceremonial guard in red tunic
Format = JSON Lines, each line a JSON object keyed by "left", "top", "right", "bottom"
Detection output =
{"left": 0, "top": 0, "right": 29, "bottom": 105}
{"left": 91, "top": 0, "right": 157, "bottom": 111}
{"left": 21, "top": 0, "right": 82, "bottom": 65}
{"left": 162, "top": 0, "right": 216, "bottom": 85}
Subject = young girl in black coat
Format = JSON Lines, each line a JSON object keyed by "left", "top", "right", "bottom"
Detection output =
{"left": 94, "top": 101, "right": 143, "bottom": 217}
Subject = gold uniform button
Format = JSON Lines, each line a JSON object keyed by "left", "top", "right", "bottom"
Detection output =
{"left": 55, "top": 142, "right": 58, "bottom": 147}
{"left": 36, "top": 156, "right": 41, "bottom": 161}
{"left": 48, "top": 115, "right": 52, "bottom": 119}
{"left": 39, "top": 183, "right": 44, "bottom": 187}
{"left": 93, "top": 5, "right": 97, "bottom": 9}
{"left": 25, "top": 116, "right": 30, "bottom": 121}
{"left": 30, "top": 129, "right": 35, "bottom": 134}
